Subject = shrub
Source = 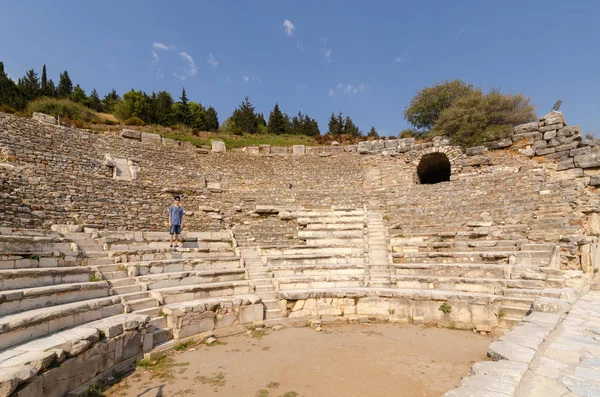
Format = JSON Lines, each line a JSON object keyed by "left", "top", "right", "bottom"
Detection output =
{"left": 61, "top": 117, "right": 86, "bottom": 129}
{"left": 405, "top": 79, "right": 474, "bottom": 131}
{"left": 124, "top": 116, "right": 145, "bottom": 126}
{"left": 429, "top": 89, "right": 536, "bottom": 148}
{"left": 399, "top": 128, "right": 421, "bottom": 139}
{"left": 0, "top": 104, "right": 16, "bottom": 114}
{"left": 27, "top": 97, "right": 97, "bottom": 122}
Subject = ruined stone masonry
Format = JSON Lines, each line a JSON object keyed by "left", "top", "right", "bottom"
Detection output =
{"left": 0, "top": 110, "right": 599, "bottom": 396}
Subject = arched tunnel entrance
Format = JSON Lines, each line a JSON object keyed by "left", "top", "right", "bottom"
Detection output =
{"left": 417, "top": 153, "right": 451, "bottom": 184}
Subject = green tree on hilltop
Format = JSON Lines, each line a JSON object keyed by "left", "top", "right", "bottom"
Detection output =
{"left": 367, "top": 126, "right": 379, "bottom": 139}
{"left": 71, "top": 84, "right": 87, "bottom": 104}
{"left": 19, "top": 69, "right": 40, "bottom": 101}
{"left": 57, "top": 70, "right": 73, "bottom": 98}
{"left": 176, "top": 87, "right": 190, "bottom": 125}
{"left": 257, "top": 112, "right": 266, "bottom": 127}
{"left": 404, "top": 79, "right": 474, "bottom": 131}
{"left": 102, "top": 89, "right": 120, "bottom": 113}
{"left": 328, "top": 112, "right": 344, "bottom": 135}
{"left": 231, "top": 96, "right": 258, "bottom": 134}
{"left": 0, "top": 62, "right": 24, "bottom": 110}
{"left": 343, "top": 116, "right": 362, "bottom": 138}
{"left": 205, "top": 106, "right": 219, "bottom": 131}
{"left": 268, "top": 103, "right": 286, "bottom": 134}
{"left": 87, "top": 88, "right": 103, "bottom": 112}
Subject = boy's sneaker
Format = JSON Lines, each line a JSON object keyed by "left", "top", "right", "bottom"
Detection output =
{"left": 169, "top": 244, "right": 173, "bottom": 248}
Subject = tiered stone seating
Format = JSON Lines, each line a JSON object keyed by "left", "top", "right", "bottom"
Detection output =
{"left": 382, "top": 167, "right": 585, "bottom": 330}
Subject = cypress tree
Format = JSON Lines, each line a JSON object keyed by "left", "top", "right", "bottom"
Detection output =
{"left": 88, "top": 89, "right": 103, "bottom": 112}
{"left": 102, "top": 89, "right": 120, "bottom": 112}
{"left": 41, "top": 65, "right": 48, "bottom": 94}
{"left": 367, "top": 126, "right": 379, "bottom": 139}
{"left": 71, "top": 84, "right": 87, "bottom": 104}
{"left": 177, "top": 87, "right": 191, "bottom": 125}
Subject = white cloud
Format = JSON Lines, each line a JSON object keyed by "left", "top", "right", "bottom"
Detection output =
{"left": 207, "top": 53, "right": 219, "bottom": 68}
{"left": 324, "top": 48, "right": 332, "bottom": 63}
{"left": 395, "top": 56, "right": 405, "bottom": 64}
{"left": 242, "top": 75, "right": 250, "bottom": 82}
{"left": 151, "top": 50, "right": 159, "bottom": 63}
{"left": 155, "top": 68, "right": 164, "bottom": 79}
{"left": 179, "top": 52, "right": 197, "bottom": 76}
{"left": 329, "top": 82, "right": 366, "bottom": 97}
{"left": 174, "top": 73, "right": 186, "bottom": 80}
{"left": 283, "top": 19, "right": 295, "bottom": 36}
{"left": 153, "top": 42, "right": 172, "bottom": 51}
{"left": 297, "top": 40, "right": 303, "bottom": 51}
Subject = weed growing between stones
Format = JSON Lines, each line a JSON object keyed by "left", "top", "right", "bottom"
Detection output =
{"left": 89, "top": 275, "right": 102, "bottom": 282}
{"left": 498, "top": 310, "right": 506, "bottom": 318}
{"left": 136, "top": 354, "right": 189, "bottom": 382}
{"left": 173, "top": 340, "right": 196, "bottom": 351}
{"left": 439, "top": 302, "right": 452, "bottom": 314}
{"left": 87, "top": 369, "right": 128, "bottom": 397}
{"left": 251, "top": 328, "right": 268, "bottom": 339}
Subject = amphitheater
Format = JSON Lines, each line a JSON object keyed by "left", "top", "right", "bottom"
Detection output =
{"left": 0, "top": 109, "right": 599, "bottom": 397}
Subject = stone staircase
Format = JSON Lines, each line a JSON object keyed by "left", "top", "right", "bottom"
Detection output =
{"left": 365, "top": 207, "right": 392, "bottom": 288}
{"left": 240, "top": 246, "right": 282, "bottom": 320}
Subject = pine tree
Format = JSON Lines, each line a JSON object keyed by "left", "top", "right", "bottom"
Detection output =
{"left": 177, "top": 87, "right": 191, "bottom": 125}
{"left": 328, "top": 112, "right": 344, "bottom": 135}
{"left": 268, "top": 103, "right": 286, "bottom": 134}
{"left": 205, "top": 106, "right": 219, "bottom": 131}
{"left": 19, "top": 69, "right": 40, "bottom": 101}
{"left": 46, "top": 79, "right": 56, "bottom": 97}
{"left": 153, "top": 91, "right": 174, "bottom": 125}
{"left": 256, "top": 112, "right": 267, "bottom": 127}
{"left": 367, "top": 126, "right": 379, "bottom": 139}
{"left": 231, "top": 96, "right": 258, "bottom": 134}
{"left": 0, "top": 62, "right": 24, "bottom": 110}
{"left": 57, "top": 71, "right": 73, "bottom": 98}
{"left": 87, "top": 89, "right": 103, "bottom": 112}
{"left": 343, "top": 116, "right": 362, "bottom": 138}
{"left": 102, "top": 89, "right": 120, "bottom": 112}
{"left": 71, "top": 84, "right": 87, "bottom": 104}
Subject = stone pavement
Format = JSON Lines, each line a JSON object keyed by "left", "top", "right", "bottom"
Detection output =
{"left": 515, "top": 290, "right": 600, "bottom": 397}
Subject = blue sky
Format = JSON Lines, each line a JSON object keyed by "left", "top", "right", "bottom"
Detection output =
{"left": 1, "top": 0, "right": 599, "bottom": 136}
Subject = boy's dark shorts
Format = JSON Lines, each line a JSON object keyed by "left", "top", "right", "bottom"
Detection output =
{"left": 169, "top": 225, "right": 181, "bottom": 235}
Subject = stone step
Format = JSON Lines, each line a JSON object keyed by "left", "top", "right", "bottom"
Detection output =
{"left": 500, "top": 296, "right": 534, "bottom": 308}
{"left": 258, "top": 291, "right": 278, "bottom": 300}
{"left": 0, "top": 267, "right": 95, "bottom": 291}
{"left": 251, "top": 278, "right": 273, "bottom": 286}
{"left": 121, "top": 291, "right": 151, "bottom": 301}
{"left": 101, "top": 271, "right": 128, "bottom": 280}
{"left": 503, "top": 288, "right": 576, "bottom": 300}
{"left": 298, "top": 230, "right": 363, "bottom": 238}
{"left": 153, "top": 327, "right": 174, "bottom": 345}
{"left": 497, "top": 316, "right": 522, "bottom": 329}
{"left": 111, "top": 284, "right": 142, "bottom": 295}
{"left": 88, "top": 257, "right": 116, "bottom": 266}
{"left": 304, "top": 238, "right": 364, "bottom": 247}
{"left": 150, "top": 316, "right": 168, "bottom": 329}
{"left": 499, "top": 305, "right": 530, "bottom": 319}
{"left": 265, "top": 308, "right": 283, "bottom": 319}
{"left": 263, "top": 299, "right": 280, "bottom": 310}
{"left": 128, "top": 297, "right": 158, "bottom": 311}
{"left": 135, "top": 307, "right": 162, "bottom": 316}
{"left": 393, "top": 263, "right": 510, "bottom": 279}
{"left": 305, "top": 223, "right": 364, "bottom": 231}
{"left": 255, "top": 284, "right": 275, "bottom": 293}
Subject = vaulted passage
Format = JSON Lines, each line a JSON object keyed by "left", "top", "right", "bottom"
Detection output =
{"left": 417, "top": 153, "right": 451, "bottom": 184}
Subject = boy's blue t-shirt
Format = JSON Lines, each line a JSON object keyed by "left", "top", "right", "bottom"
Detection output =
{"left": 169, "top": 205, "right": 185, "bottom": 225}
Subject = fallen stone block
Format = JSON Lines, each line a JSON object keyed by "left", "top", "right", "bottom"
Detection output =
{"left": 121, "top": 129, "right": 141, "bottom": 140}
{"left": 255, "top": 205, "right": 279, "bottom": 214}
{"left": 513, "top": 121, "right": 539, "bottom": 134}
{"left": 141, "top": 131, "right": 162, "bottom": 145}
{"left": 211, "top": 140, "right": 226, "bottom": 153}
{"left": 487, "top": 138, "right": 512, "bottom": 149}
{"left": 532, "top": 298, "right": 570, "bottom": 315}
{"left": 358, "top": 141, "right": 372, "bottom": 154}
{"left": 487, "top": 340, "right": 536, "bottom": 363}
{"left": 292, "top": 145, "right": 305, "bottom": 155}
{"left": 32, "top": 112, "right": 57, "bottom": 125}
{"left": 246, "top": 146, "right": 259, "bottom": 155}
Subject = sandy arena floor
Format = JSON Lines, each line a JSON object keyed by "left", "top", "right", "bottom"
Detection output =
{"left": 102, "top": 323, "right": 491, "bottom": 397}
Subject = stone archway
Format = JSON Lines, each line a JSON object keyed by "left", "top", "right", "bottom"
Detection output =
{"left": 417, "top": 153, "right": 451, "bottom": 184}
{"left": 411, "top": 146, "right": 464, "bottom": 184}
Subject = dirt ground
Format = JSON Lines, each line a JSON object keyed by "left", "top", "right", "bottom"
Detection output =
{"left": 102, "top": 323, "right": 491, "bottom": 397}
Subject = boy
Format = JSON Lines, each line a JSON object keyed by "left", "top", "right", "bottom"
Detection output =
{"left": 168, "top": 196, "right": 185, "bottom": 248}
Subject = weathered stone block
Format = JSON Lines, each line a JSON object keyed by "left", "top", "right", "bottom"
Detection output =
{"left": 358, "top": 141, "right": 372, "bottom": 154}
{"left": 465, "top": 146, "right": 484, "bottom": 156}
{"left": 540, "top": 124, "right": 563, "bottom": 133}
{"left": 240, "top": 304, "right": 264, "bottom": 323}
{"left": 544, "top": 130, "right": 557, "bottom": 140}
{"left": 140, "top": 132, "right": 162, "bottom": 145}
{"left": 488, "top": 138, "right": 512, "bottom": 149}
{"left": 246, "top": 146, "right": 259, "bottom": 155}
{"left": 121, "top": 129, "right": 141, "bottom": 140}
{"left": 259, "top": 144, "right": 271, "bottom": 154}
{"left": 385, "top": 139, "right": 398, "bottom": 149}
{"left": 271, "top": 146, "right": 288, "bottom": 155}
{"left": 554, "top": 142, "right": 579, "bottom": 152}
{"left": 33, "top": 112, "right": 56, "bottom": 125}
{"left": 211, "top": 140, "right": 226, "bottom": 153}
{"left": 292, "top": 145, "right": 305, "bottom": 155}
{"left": 570, "top": 147, "right": 591, "bottom": 157}
{"left": 344, "top": 145, "right": 357, "bottom": 152}
{"left": 534, "top": 140, "right": 548, "bottom": 150}
{"left": 557, "top": 158, "right": 575, "bottom": 171}
{"left": 513, "top": 122, "right": 539, "bottom": 134}
{"left": 371, "top": 140, "right": 385, "bottom": 151}
{"left": 536, "top": 147, "right": 556, "bottom": 156}
{"left": 574, "top": 152, "right": 600, "bottom": 168}
{"left": 465, "top": 155, "right": 492, "bottom": 167}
